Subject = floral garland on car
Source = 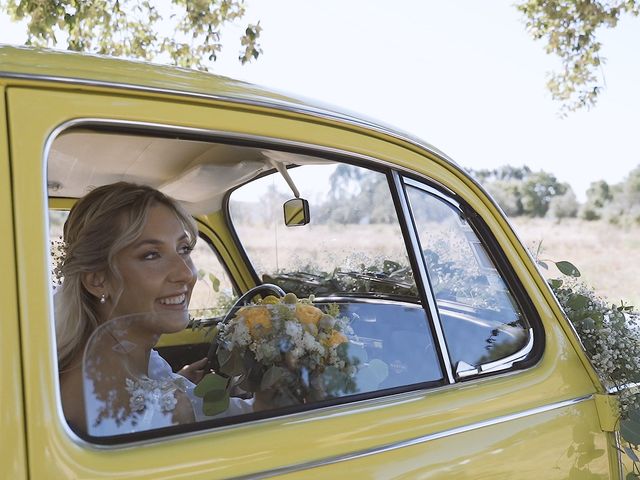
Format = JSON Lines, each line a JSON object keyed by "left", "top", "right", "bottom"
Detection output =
{"left": 541, "top": 258, "right": 640, "bottom": 476}
{"left": 194, "top": 293, "right": 363, "bottom": 416}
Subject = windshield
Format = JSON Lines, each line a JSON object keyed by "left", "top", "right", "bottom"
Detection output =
{"left": 229, "top": 163, "right": 418, "bottom": 299}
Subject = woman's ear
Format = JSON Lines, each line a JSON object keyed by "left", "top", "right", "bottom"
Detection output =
{"left": 81, "top": 271, "right": 107, "bottom": 300}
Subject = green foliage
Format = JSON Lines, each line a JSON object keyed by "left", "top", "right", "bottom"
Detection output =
{"left": 517, "top": 0, "right": 640, "bottom": 115}
{"left": 262, "top": 259, "right": 418, "bottom": 299}
{"left": 545, "top": 257, "right": 640, "bottom": 471}
{"left": 579, "top": 166, "right": 640, "bottom": 225}
{"left": 470, "top": 165, "right": 575, "bottom": 218}
{"left": 0, "top": 0, "right": 262, "bottom": 68}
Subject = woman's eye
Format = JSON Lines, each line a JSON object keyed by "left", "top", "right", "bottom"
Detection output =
{"left": 142, "top": 251, "right": 160, "bottom": 260}
{"left": 179, "top": 245, "right": 193, "bottom": 255}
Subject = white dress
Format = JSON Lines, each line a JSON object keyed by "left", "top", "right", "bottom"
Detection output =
{"left": 85, "top": 350, "right": 253, "bottom": 436}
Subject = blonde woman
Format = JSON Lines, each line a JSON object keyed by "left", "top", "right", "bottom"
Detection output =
{"left": 55, "top": 182, "right": 247, "bottom": 437}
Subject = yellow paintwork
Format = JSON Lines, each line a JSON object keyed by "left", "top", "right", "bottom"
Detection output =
{"left": 0, "top": 46, "right": 621, "bottom": 478}
{"left": 0, "top": 84, "right": 28, "bottom": 480}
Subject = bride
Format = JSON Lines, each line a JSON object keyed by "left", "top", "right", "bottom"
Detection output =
{"left": 56, "top": 182, "right": 250, "bottom": 437}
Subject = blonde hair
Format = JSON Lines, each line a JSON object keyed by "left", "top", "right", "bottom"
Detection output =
{"left": 55, "top": 182, "right": 197, "bottom": 372}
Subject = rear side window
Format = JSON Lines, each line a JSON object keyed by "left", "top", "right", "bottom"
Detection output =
{"left": 404, "top": 181, "right": 532, "bottom": 377}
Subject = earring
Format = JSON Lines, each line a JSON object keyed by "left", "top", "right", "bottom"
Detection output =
{"left": 100, "top": 294, "right": 107, "bottom": 304}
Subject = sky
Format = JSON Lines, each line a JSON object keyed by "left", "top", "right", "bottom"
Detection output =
{"left": 1, "top": 0, "right": 639, "bottom": 201}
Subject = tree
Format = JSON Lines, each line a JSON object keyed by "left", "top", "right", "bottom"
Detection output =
{"left": 547, "top": 189, "right": 579, "bottom": 219}
{"left": 602, "top": 165, "right": 640, "bottom": 225}
{"left": 0, "top": 0, "right": 262, "bottom": 68}
{"left": 470, "top": 165, "right": 576, "bottom": 218}
{"left": 517, "top": 0, "right": 639, "bottom": 115}
{"left": 580, "top": 179, "right": 612, "bottom": 220}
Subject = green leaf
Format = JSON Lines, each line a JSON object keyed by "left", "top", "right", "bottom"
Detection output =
{"left": 623, "top": 445, "right": 640, "bottom": 463}
{"left": 621, "top": 407, "right": 640, "bottom": 446}
{"left": 219, "top": 349, "right": 245, "bottom": 376}
{"left": 548, "top": 278, "right": 563, "bottom": 289}
{"left": 626, "top": 472, "right": 639, "bottom": 480}
{"left": 555, "top": 261, "right": 581, "bottom": 277}
{"left": 367, "top": 359, "right": 389, "bottom": 384}
{"left": 567, "top": 294, "right": 590, "bottom": 310}
{"left": 208, "top": 273, "right": 220, "bottom": 292}
{"left": 537, "top": 260, "right": 549, "bottom": 270}
{"left": 202, "top": 390, "right": 230, "bottom": 416}
{"left": 261, "top": 365, "right": 284, "bottom": 390}
{"left": 193, "top": 372, "right": 228, "bottom": 398}
{"left": 383, "top": 260, "right": 401, "bottom": 274}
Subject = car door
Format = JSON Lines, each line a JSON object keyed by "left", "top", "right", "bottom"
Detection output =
{"left": 7, "top": 81, "right": 615, "bottom": 479}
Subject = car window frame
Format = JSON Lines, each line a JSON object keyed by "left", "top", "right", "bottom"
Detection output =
{"left": 397, "top": 174, "right": 545, "bottom": 381}
{"left": 42, "top": 121, "right": 544, "bottom": 447}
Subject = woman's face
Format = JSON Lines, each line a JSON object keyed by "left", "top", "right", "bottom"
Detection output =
{"left": 107, "top": 203, "right": 196, "bottom": 333}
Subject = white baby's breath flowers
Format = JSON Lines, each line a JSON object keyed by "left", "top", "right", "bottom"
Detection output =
{"left": 553, "top": 279, "right": 640, "bottom": 415}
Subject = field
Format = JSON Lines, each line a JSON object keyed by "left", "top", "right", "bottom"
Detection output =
{"left": 511, "top": 218, "right": 640, "bottom": 307}
{"left": 233, "top": 218, "right": 640, "bottom": 309}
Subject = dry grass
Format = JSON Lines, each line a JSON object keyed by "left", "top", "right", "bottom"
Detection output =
{"left": 510, "top": 218, "right": 640, "bottom": 307}
{"left": 236, "top": 219, "right": 640, "bottom": 308}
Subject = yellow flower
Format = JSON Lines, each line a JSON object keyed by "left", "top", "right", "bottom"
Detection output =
{"left": 325, "top": 330, "right": 347, "bottom": 347}
{"left": 238, "top": 306, "right": 272, "bottom": 337}
{"left": 295, "top": 304, "right": 323, "bottom": 325}
{"left": 261, "top": 295, "right": 280, "bottom": 305}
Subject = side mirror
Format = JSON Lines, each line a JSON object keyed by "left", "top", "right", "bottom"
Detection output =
{"left": 283, "top": 198, "right": 310, "bottom": 227}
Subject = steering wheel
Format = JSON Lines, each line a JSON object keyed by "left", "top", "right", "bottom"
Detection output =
{"left": 206, "top": 283, "right": 286, "bottom": 370}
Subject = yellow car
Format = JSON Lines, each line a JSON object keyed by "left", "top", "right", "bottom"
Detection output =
{"left": 0, "top": 45, "right": 623, "bottom": 479}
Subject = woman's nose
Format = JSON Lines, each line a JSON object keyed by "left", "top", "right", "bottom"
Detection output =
{"left": 169, "top": 253, "right": 196, "bottom": 284}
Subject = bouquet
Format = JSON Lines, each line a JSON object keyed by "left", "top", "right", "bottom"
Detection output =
{"left": 195, "top": 293, "right": 361, "bottom": 416}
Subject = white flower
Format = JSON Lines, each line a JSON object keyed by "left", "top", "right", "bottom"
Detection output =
{"left": 160, "top": 391, "right": 178, "bottom": 412}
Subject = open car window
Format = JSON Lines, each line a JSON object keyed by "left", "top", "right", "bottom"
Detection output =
{"left": 48, "top": 130, "right": 443, "bottom": 445}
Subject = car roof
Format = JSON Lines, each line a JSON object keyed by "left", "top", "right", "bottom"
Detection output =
{"left": 0, "top": 45, "right": 453, "bottom": 164}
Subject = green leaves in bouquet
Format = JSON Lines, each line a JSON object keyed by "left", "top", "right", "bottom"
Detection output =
{"left": 355, "top": 359, "right": 389, "bottom": 392}
{"left": 621, "top": 408, "right": 640, "bottom": 452}
{"left": 261, "top": 366, "right": 285, "bottom": 390}
{"left": 217, "top": 346, "right": 245, "bottom": 377}
{"left": 194, "top": 372, "right": 230, "bottom": 417}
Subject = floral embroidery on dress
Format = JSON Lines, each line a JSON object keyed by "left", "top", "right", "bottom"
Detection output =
{"left": 125, "top": 377, "right": 181, "bottom": 413}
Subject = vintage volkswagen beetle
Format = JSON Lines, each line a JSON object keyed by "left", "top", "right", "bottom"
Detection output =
{"left": 0, "top": 45, "right": 624, "bottom": 478}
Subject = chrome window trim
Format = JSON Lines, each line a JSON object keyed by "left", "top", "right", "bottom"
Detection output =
{"left": 403, "top": 177, "right": 459, "bottom": 208}
{"left": 230, "top": 394, "right": 594, "bottom": 479}
{"left": 479, "top": 328, "right": 534, "bottom": 373}
{"left": 391, "top": 171, "right": 455, "bottom": 384}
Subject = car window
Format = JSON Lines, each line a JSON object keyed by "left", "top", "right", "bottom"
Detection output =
{"left": 229, "top": 164, "right": 418, "bottom": 299}
{"left": 47, "top": 131, "right": 443, "bottom": 444}
{"left": 404, "top": 181, "right": 531, "bottom": 376}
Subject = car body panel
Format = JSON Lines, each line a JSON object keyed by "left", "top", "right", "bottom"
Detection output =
{"left": 0, "top": 84, "right": 28, "bottom": 480}
{"left": 0, "top": 45, "right": 621, "bottom": 478}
